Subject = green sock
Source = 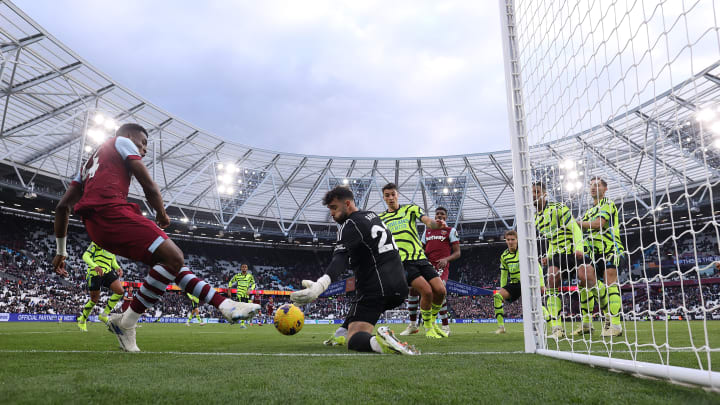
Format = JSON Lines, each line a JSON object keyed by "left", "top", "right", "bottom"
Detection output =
{"left": 187, "top": 311, "right": 193, "bottom": 321}
{"left": 421, "top": 309, "right": 432, "bottom": 329}
{"left": 579, "top": 287, "right": 594, "bottom": 324}
{"left": 431, "top": 303, "right": 441, "bottom": 318}
{"left": 195, "top": 313, "right": 202, "bottom": 322}
{"left": 542, "top": 305, "right": 550, "bottom": 322}
{"left": 103, "top": 293, "right": 123, "bottom": 315}
{"left": 493, "top": 293, "right": 505, "bottom": 326}
{"left": 79, "top": 300, "right": 96, "bottom": 322}
{"left": 546, "top": 289, "right": 562, "bottom": 327}
{"left": 593, "top": 281, "right": 607, "bottom": 316}
{"left": 608, "top": 284, "right": 622, "bottom": 326}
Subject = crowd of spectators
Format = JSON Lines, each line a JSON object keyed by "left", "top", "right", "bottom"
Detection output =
{"left": 1, "top": 212, "right": 719, "bottom": 322}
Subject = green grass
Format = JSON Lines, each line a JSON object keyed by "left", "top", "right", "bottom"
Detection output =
{"left": 0, "top": 321, "right": 719, "bottom": 404}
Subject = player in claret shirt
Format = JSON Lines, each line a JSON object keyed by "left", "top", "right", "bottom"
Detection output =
{"left": 52, "top": 123, "right": 259, "bottom": 352}
{"left": 412, "top": 206, "right": 460, "bottom": 336}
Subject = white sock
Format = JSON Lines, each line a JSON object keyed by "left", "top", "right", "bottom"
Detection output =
{"left": 121, "top": 308, "right": 141, "bottom": 328}
{"left": 334, "top": 327, "right": 348, "bottom": 338}
{"left": 369, "top": 336, "right": 382, "bottom": 353}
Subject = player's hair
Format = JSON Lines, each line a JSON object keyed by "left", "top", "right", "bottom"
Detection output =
{"left": 322, "top": 186, "right": 355, "bottom": 205}
{"left": 589, "top": 176, "right": 608, "bottom": 187}
{"left": 436, "top": 206, "right": 448, "bottom": 214}
{"left": 382, "top": 182, "right": 398, "bottom": 192}
{"left": 504, "top": 230, "right": 518, "bottom": 238}
{"left": 531, "top": 181, "right": 546, "bottom": 191}
{"left": 116, "top": 123, "right": 148, "bottom": 137}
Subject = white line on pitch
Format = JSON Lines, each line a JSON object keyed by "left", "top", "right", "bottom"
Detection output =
{"left": 0, "top": 349, "right": 527, "bottom": 356}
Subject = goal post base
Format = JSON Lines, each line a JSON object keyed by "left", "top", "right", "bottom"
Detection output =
{"left": 537, "top": 349, "right": 720, "bottom": 392}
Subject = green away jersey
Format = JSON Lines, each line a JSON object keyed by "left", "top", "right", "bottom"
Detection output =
{"left": 82, "top": 242, "right": 120, "bottom": 277}
{"left": 534, "top": 202, "right": 585, "bottom": 257}
{"left": 581, "top": 197, "right": 624, "bottom": 258}
{"left": 379, "top": 204, "right": 426, "bottom": 262}
{"left": 228, "top": 272, "right": 256, "bottom": 297}
{"left": 186, "top": 293, "right": 200, "bottom": 304}
{"left": 499, "top": 248, "right": 545, "bottom": 288}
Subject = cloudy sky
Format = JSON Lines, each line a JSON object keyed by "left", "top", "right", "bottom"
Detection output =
{"left": 14, "top": 0, "right": 510, "bottom": 158}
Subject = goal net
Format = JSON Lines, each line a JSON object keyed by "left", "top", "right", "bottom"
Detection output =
{"left": 500, "top": 0, "right": 720, "bottom": 390}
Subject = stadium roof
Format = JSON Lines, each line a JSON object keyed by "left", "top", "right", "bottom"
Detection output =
{"left": 1, "top": 0, "right": 719, "bottom": 239}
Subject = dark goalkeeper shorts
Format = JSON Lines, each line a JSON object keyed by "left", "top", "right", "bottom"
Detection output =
{"left": 404, "top": 259, "right": 439, "bottom": 285}
{"left": 592, "top": 254, "right": 626, "bottom": 281}
{"left": 345, "top": 294, "right": 406, "bottom": 326}
{"left": 545, "top": 253, "right": 592, "bottom": 274}
{"left": 503, "top": 283, "right": 522, "bottom": 304}
{"left": 87, "top": 270, "right": 119, "bottom": 291}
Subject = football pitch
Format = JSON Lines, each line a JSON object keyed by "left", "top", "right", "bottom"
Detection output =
{"left": 1, "top": 322, "right": 719, "bottom": 404}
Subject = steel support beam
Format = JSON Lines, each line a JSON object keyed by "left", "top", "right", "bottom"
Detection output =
{"left": 463, "top": 156, "right": 512, "bottom": 229}
{"left": 364, "top": 160, "right": 378, "bottom": 210}
{"left": 161, "top": 141, "right": 224, "bottom": 193}
{"left": 286, "top": 159, "right": 333, "bottom": 232}
{"left": 417, "top": 159, "right": 429, "bottom": 213}
{"left": 345, "top": 159, "right": 356, "bottom": 177}
{"left": 2, "top": 84, "right": 114, "bottom": 138}
{"left": 2, "top": 62, "right": 82, "bottom": 96}
{"left": 489, "top": 154, "right": 514, "bottom": 190}
{"left": 0, "top": 33, "right": 44, "bottom": 53}
{"left": 574, "top": 137, "right": 651, "bottom": 195}
{"left": 258, "top": 157, "right": 308, "bottom": 217}
{"left": 634, "top": 111, "right": 720, "bottom": 178}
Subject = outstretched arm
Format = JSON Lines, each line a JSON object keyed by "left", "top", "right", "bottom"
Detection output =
{"left": 52, "top": 183, "right": 83, "bottom": 276}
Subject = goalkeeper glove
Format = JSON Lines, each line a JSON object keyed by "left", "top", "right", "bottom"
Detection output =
{"left": 290, "top": 274, "right": 331, "bottom": 304}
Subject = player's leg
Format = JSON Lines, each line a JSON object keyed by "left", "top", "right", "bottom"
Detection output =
{"left": 346, "top": 297, "right": 417, "bottom": 355}
{"left": 99, "top": 277, "right": 123, "bottom": 324}
{"left": 420, "top": 262, "right": 448, "bottom": 338}
{"left": 409, "top": 276, "right": 436, "bottom": 338}
{"left": 601, "top": 259, "right": 622, "bottom": 337}
{"left": 237, "top": 296, "right": 249, "bottom": 328}
{"left": 494, "top": 288, "right": 511, "bottom": 334}
{"left": 123, "top": 239, "right": 258, "bottom": 329}
{"left": 573, "top": 264, "right": 596, "bottom": 336}
{"left": 399, "top": 288, "right": 420, "bottom": 336}
{"left": 324, "top": 318, "right": 349, "bottom": 346}
{"left": 186, "top": 303, "right": 194, "bottom": 325}
{"left": 78, "top": 285, "right": 99, "bottom": 332}
{"left": 591, "top": 258, "right": 609, "bottom": 330}
{"left": 545, "top": 257, "right": 564, "bottom": 338}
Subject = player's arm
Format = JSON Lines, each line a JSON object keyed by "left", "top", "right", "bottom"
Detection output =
{"left": 249, "top": 274, "right": 256, "bottom": 293}
{"left": 419, "top": 206, "right": 446, "bottom": 229}
{"left": 52, "top": 182, "right": 83, "bottom": 276}
{"left": 560, "top": 205, "right": 585, "bottom": 257}
{"left": 291, "top": 220, "right": 361, "bottom": 304}
{"left": 127, "top": 159, "right": 170, "bottom": 229}
{"left": 111, "top": 255, "right": 123, "bottom": 278}
{"left": 578, "top": 216, "right": 607, "bottom": 230}
{"left": 500, "top": 257, "right": 508, "bottom": 289}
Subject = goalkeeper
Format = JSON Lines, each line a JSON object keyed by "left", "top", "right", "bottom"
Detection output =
{"left": 493, "top": 230, "right": 545, "bottom": 334}
{"left": 291, "top": 186, "right": 417, "bottom": 355}
{"left": 228, "top": 264, "right": 256, "bottom": 328}
{"left": 575, "top": 177, "right": 624, "bottom": 337}
{"left": 77, "top": 241, "right": 125, "bottom": 331}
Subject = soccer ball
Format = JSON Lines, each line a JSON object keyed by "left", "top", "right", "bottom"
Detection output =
{"left": 273, "top": 303, "right": 304, "bottom": 335}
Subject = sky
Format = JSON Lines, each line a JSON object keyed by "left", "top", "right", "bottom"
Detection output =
{"left": 14, "top": 0, "right": 511, "bottom": 158}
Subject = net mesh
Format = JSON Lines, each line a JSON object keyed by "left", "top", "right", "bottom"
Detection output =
{"left": 510, "top": 0, "right": 720, "bottom": 378}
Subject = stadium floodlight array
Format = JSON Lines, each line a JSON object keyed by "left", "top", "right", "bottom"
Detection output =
{"left": 213, "top": 162, "right": 269, "bottom": 228}
{"left": 421, "top": 176, "right": 469, "bottom": 226}
{"left": 500, "top": 0, "right": 720, "bottom": 390}
{"left": 328, "top": 177, "right": 375, "bottom": 208}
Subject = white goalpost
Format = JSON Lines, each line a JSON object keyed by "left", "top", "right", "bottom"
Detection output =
{"left": 500, "top": 0, "right": 720, "bottom": 390}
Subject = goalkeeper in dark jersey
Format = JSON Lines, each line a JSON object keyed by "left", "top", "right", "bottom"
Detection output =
{"left": 532, "top": 181, "right": 592, "bottom": 339}
{"left": 575, "top": 177, "right": 625, "bottom": 337}
{"left": 291, "top": 186, "right": 417, "bottom": 355}
{"left": 380, "top": 183, "right": 448, "bottom": 339}
{"left": 77, "top": 241, "right": 125, "bottom": 331}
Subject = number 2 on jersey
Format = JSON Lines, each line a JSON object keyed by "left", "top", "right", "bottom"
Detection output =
{"left": 371, "top": 224, "right": 398, "bottom": 254}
